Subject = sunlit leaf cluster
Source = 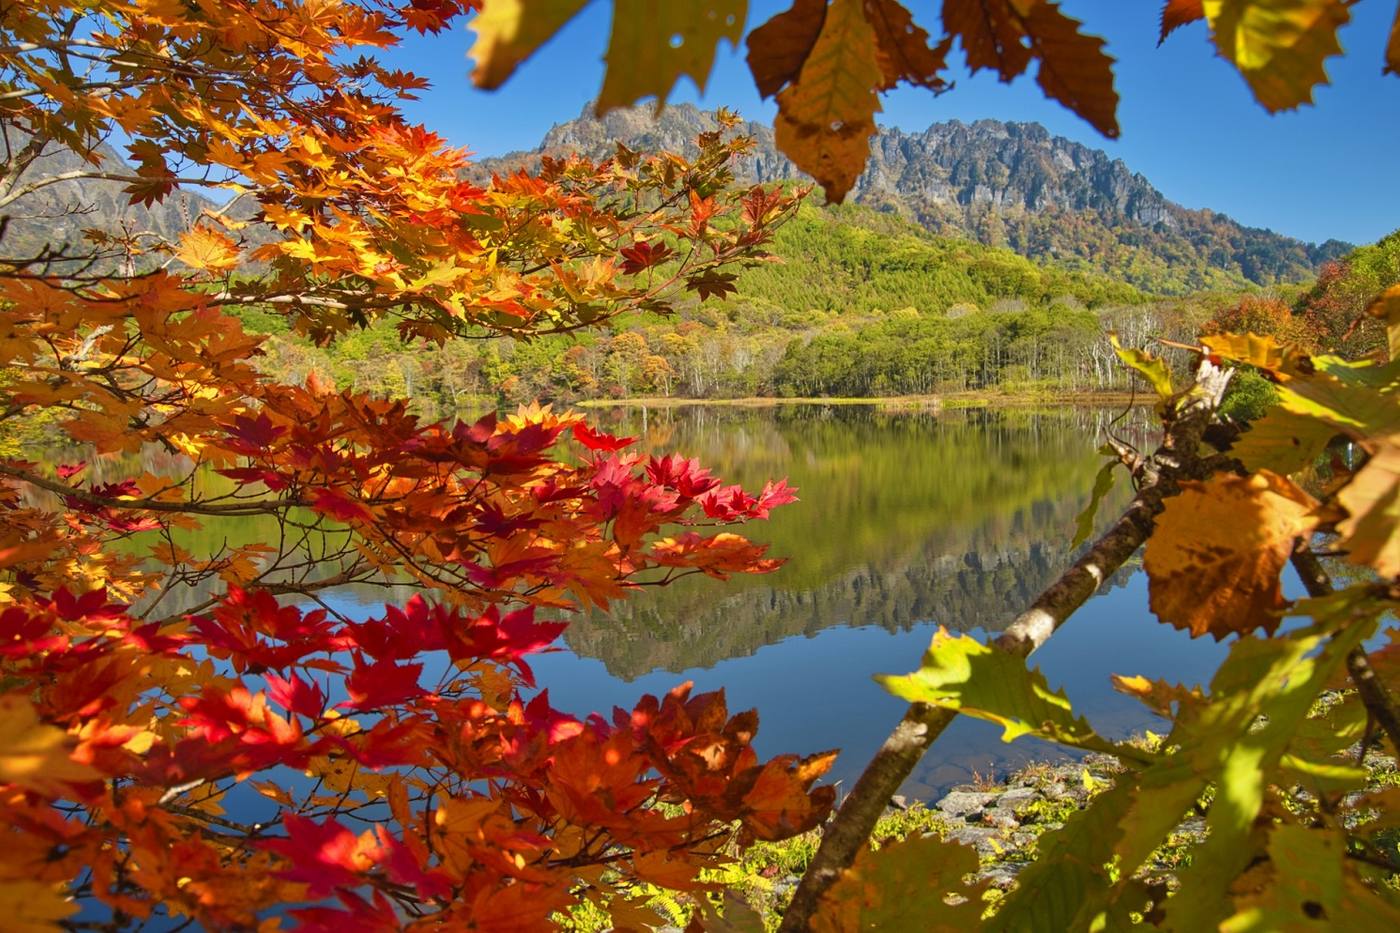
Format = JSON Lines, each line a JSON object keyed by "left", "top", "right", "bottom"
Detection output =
{"left": 0, "top": 2, "right": 829, "bottom": 929}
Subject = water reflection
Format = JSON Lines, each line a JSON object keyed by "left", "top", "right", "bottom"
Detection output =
{"left": 66, "top": 402, "right": 1230, "bottom": 796}
{"left": 311, "top": 403, "right": 1228, "bottom": 795}
{"left": 566, "top": 404, "right": 1145, "bottom": 677}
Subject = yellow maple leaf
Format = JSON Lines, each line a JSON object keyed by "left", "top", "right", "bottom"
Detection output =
{"left": 469, "top": 0, "right": 589, "bottom": 89}
{"left": 175, "top": 225, "right": 241, "bottom": 274}
{"left": 595, "top": 0, "right": 746, "bottom": 113}
{"left": 0, "top": 879, "right": 78, "bottom": 932}
{"left": 1204, "top": 0, "right": 1350, "bottom": 112}
{"left": 0, "top": 694, "right": 99, "bottom": 795}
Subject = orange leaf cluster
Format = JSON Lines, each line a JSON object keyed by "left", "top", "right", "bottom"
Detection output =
{"left": 1145, "top": 470, "right": 1318, "bottom": 640}
{"left": 0, "top": 2, "right": 825, "bottom": 928}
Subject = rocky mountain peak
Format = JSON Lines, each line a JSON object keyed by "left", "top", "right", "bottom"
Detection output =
{"left": 486, "top": 103, "right": 1349, "bottom": 293}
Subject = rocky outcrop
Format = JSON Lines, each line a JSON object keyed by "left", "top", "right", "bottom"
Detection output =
{"left": 484, "top": 103, "right": 1351, "bottom": 293}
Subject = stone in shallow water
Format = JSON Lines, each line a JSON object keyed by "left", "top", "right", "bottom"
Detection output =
{"left": 992, "top": 786, "right": 1040, "bottom": 811}
{"left": 978, "top": 865, "right": 1025, "bottom": 889}
{"left": 945, "top": 826, "right": 1002, "bottom": 857}
{"left": 935, "top": 790, "right": 997, "bottom": 817}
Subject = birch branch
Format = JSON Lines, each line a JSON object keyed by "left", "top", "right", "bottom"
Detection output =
{"left": 778, "top": 360, "right": 1232, "bottom": 931}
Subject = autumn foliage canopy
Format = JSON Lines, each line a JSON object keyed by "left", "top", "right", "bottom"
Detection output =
{"left": 6, "top": 0, "right": 1400, "bottom": 931}
{"left": 0, "top": 1, "right": 827, "bottom": 929}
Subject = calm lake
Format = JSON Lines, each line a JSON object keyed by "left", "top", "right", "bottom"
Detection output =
{"left": 312, "top": 403, "right": 1232, "bottom": 798}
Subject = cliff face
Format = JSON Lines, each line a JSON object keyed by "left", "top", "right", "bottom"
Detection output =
{"left": 1, "top": 134, "right": 218, "bottom": 270}
{"left": 490, "top": 103, "right": 1350, "bottom": 293}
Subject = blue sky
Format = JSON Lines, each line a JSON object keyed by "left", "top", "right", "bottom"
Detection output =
{"left": 378, "top": 1, "right": 1400, "bottom": 246}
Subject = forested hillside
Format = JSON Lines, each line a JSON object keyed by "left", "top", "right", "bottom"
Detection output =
{"left": 11, "top": 105, "right": 1385, "bottom": 406}
{"left": 249, "top": 200, "right": 1219, "bottom": 404}
{"left": 248, "top": 211, "right": 1400, "bottom": 404}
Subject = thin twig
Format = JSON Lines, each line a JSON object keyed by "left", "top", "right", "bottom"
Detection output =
{"left": 1290, "top": 544, "right": 1400, "bottom": 757}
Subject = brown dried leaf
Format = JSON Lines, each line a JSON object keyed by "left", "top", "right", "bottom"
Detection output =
{"left": 747, "top": 0, "right": 828, "bottom": 98}
{"left": 1160, "top": 0, "right": 1206, "bottom": 44}
{"left": 864, "top": 0, "right": 952, "bottom": 91}
{"left": 772, "top": 0, "right": 883, "bottom": 202}
{"left": 1388, "top": 3, "right": 1400, "bottom": 75}
{"left": 1020, "top": 0, "right": 1120, "bottom": 138}
{"left": 1144, "top": 471, "right": 1318, "bottom": 639}
{"left": 943, "top": 0, "right": 1119, "bottom": 137}
{"left": 943, "top": 0, "right": 1033, "bottom": 80}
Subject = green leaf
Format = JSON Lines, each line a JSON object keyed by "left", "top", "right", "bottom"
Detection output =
{"left": 1220, "top": 825, "right": 1400, "bottom": 931}
{"left": 1230, "top": 407, "right": 1340, "bottom": 475}
{"left": 1072, "top": 458, "right": 1117, "bottom": 548}
{"left": 1158, "top": 593, "right": 1378, "bottom": 930}
{"left": 984, "top": 779, "right": 1152, "bottom": 933}
{"left": 990, "top": 592, "right": 1379, "bottom": 933}
{"left": 1275, "top": 752, "right": 1367, "bottom": 793}
{"left": 1109, "top": 333, "right": 1174, "bottom": 399}
{"left": 877, "top": 629, "right": 1126, "bottom": 755}
{"left": 1273, "top": 368, "right": 1400, "bottom": 439}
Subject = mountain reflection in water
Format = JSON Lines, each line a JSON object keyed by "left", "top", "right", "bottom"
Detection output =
{"left": 91, "top": 403, "right": 1230, "bottom": 797}
{"left": 325, "top": 403, "right": 1229, "bottom": 796}
{"left": 535, "top": 405, "right": 1232, "bottom": 795}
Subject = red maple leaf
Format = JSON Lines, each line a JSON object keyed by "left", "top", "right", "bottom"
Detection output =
{"left": 261, "top": 814, "right": 376, "bottom": 898}
{"left": 619, "top": 239, "right": 675, "bottom": 274}
{"left": 310, "top": 487, "right": 373, "bottom": 524}
{"left": 443, "top": 605, "right": 566, "bottom": 686}
{"left": 572, "top": 421, "right": 636, "bottom": 452}
{"left": 265, "top": 672, "right": 327, "bottom": 719}
{"left": 646, "top": 454, "right": 720, "bottom": 497}
{"left": 341, "top": 655, "right": 426, "bottom": 710}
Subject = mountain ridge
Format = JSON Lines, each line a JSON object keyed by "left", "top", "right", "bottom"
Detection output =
{"left": 481, "top": 103, "right": 1350, "bottom": 295}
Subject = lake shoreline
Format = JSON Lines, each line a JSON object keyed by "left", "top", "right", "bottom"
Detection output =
{"left": 575, "top": 390, "right": 1149, "bottom": 410}
{"left": 734, "top": 743, "right": 1400, "bottom": 926}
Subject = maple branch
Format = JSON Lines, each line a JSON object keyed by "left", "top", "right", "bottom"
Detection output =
{"left": 0, "top": 170, "right": 223, "bottom": 209}
{"left": 0, "top": 461, "right": 295, "bottom": 516}
{"left": 780, "top": 362, "right": 1232, "bottom": 931}
{"left": 1289, "top": 544, "right": 1400, "bottom": 758}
